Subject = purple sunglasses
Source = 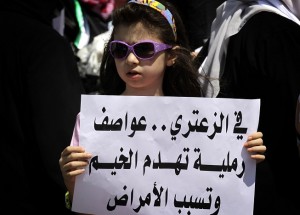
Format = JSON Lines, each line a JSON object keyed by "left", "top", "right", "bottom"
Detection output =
{"left": 109, "top": 40, "right": 172, "bottom": 60}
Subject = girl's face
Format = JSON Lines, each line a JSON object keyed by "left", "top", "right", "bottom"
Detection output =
{"left": 113, "top": 22, "right": 174, "bottom": 96}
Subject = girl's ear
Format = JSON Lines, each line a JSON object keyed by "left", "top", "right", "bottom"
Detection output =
{"left": 166, "top": 46, "right": 179, "bottom": 66}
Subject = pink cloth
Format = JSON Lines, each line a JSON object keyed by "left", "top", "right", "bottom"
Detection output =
{"left": 80, "top": 0, "right": 115, "bottom": 20}
{"left": 70, "top": 113, "right": 80, "bottom": 146}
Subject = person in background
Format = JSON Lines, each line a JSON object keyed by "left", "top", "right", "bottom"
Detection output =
{"left": 59, "top": 0, "right": 266, "bottom": 212}
{"left": 62, "top": 0, "right": 128, "bottom": 94}
{"left": 200, "top": 0, "right": 300, "bottom": 214}
{"left": 0, "top": 0, "right": 84, "bottom": 213}
{"left": 62, "top": 0, "right": 115, "bottom": 94}
{"left": 296, "top": 95, "right": 300, "bottom": 155}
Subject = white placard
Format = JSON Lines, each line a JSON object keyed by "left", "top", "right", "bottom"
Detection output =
{"left": 72, "top": 95, "right": 260, "bottom": 215}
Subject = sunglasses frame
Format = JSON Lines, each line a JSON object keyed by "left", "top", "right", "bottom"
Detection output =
{"left": 109, "top": 40, "right": 172, "bottom": 60}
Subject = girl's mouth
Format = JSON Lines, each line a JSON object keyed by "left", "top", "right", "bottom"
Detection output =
{"left": 126, "top": 71, "right": 141, "bottom": 79}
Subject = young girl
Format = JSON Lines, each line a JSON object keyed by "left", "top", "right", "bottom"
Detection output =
{"left": 59, "top": 0, "right": 266, "bottom": 208}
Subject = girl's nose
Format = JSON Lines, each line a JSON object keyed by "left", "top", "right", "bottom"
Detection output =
{"left": 125, "top": 52, "right": 139, "bottom": 64}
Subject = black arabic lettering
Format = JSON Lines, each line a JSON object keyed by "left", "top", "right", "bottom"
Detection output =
{"left": 170, "top": 115, "right": 182, "bottom": 136}
{"left": 208, "top": 112, "right": 224, "bottom": 139}
{"left": 107, "top": 193, "right": 128, "bottom": 211}
{"left": 153, "top": 152, "right": 189, "bottom": 175}
{"left": 128, "top": 116, "right": 147, "bottom": 137}
{"left": 182, "top": 117, "right": 209, "bottom": 138}
{"left": 133, "top": 193, "right": 151, "bottom": 213}
{"left": 233, "top": 111, "right": 248, "bottom": 134}
{"left": 153, "top": 182, "right": 164, "bottom": 207}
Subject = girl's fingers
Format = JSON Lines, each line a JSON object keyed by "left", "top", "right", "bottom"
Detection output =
{"left": 59, "top": 146, "right": 92, "bottom": 180}
{"left": 61, "top": 160, "right": 89, "bottom": 181}
{"left": 247, "top": 145, "right": 266, "bottom": 153}
{"left": 247, "top": 132, "right": 263, "bottom": 140}
{"left": 64, "top": 152, "right": 92, "bottom": 164}
{"left": 60, "top": 147, "right": 92, "bottom": 165}
{"left": 247, "top": 145, "right": 266, "bottom": 163}
{"left": 64, "top": 168, "right": 86, "bottom": 177}
{"left": 244, "top": 132, "right": 266, "bottom": 162}
{"left": 245, "top": 139, "right": 264, "bottom": 148}
{"left": 250, "top": 154, "right": 265, "bottom": 163}
{"left": 63, "top": 160, "right": 90, "bottom": 171}
{"left": 61, "top": 146, "right": 85, "bottom": 156}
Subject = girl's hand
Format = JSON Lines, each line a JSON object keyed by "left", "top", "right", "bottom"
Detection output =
{"left": 244, "top": 132, "right": 266, "bottom": 163}
{"left": 59, "top": 146, "right": 92, "bottom": 197}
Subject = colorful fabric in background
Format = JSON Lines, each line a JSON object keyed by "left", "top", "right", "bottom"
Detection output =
{"left": 128, "top": 0, "right": 177, "bottom": 39}
{"left": 80, "top": 0, "right": 115, "bottom": 20}
{"left": 74, "top": 0, "right": 90, "bottom": 49}
{"left": 73, "top": 0, "right": 115, "bottom": 49}
{"left": 62, "top": 0, "right": 119, "bottom": 94}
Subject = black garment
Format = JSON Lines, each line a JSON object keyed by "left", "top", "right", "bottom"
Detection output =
{"left": 0, "top": 0, "right": 84, "bottom": 213}
{"left": 219, "top": 12, "right": 300, "bottom": 215}
{"left": 171, "top": 0, "right": 225, "bottom": 49}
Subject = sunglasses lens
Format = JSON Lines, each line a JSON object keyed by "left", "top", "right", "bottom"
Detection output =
{"left": 111, "top": 42, "right": 128, "bottom": 59}
{"left": 134, "top": 42, "right": 155, "bottom": 59}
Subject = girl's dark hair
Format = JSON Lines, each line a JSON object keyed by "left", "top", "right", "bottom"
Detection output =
{"left": 98, "top": 0, "right": 206, "bottom": 97}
